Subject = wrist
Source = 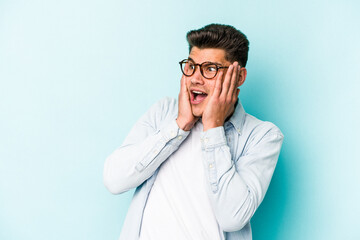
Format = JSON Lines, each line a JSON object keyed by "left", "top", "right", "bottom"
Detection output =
{"left": 203, "top": 119, "right": 224, "bottom": 131}
{"left": 176, "top": 118, "right": 196, "bottom": 131}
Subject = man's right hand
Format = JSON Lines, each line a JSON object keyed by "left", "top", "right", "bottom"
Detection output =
{"left": 176, "top": 74, "right": 198, "bottom": 131}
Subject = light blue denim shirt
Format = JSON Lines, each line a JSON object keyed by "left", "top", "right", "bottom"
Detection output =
{"left": 104, "top": 97, "right": 284, "bottom": 240}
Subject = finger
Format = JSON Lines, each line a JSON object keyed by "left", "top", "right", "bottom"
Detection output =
{"left": 236, "top": 66, "right": 241, "bottom": 84}
{"left": 213, "top": 70, "right": 223, "bottom": 98}
{"left": 184, "top": 60, "right": 189, "bottom": 73}
{"left": 220, "top": 63, "right": 235, "bottom": 99}
{"left": 227, "top": 63, "right": 239, "bottom": 100}
{"left": 180, "top": 74, "right": 185, "bottom": 91}
{"left": 180, "top": 61, "right": 189, "bottom": 91}
{"left": 236, "top": 88, "right": 240, "bottom": 99}
{"left": 180, "top": 74, "right": 188, "bottom": 94}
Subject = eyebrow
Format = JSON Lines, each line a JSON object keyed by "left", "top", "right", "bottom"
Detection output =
{"left": 188, "top": 57, "right": 223, "bottom": 66}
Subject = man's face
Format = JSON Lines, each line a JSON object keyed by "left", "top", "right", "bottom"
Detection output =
{"left": 185, "top": 47, "right": 231, "bottom": 117}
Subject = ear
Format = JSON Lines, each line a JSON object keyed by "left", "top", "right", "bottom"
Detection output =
{"left": 237, "top": 67, "right": 247, "bottom": 87}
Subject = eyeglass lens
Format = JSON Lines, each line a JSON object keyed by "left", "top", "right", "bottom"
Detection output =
{"left": 181, "top": 60, "right": 218, "bottom": 79}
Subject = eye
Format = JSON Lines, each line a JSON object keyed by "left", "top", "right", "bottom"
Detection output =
{"left": 188, "top": 62, "right": 195, "bottom": 70}
{"left": 204, "top": 64, "right": 217, "bottom": 72}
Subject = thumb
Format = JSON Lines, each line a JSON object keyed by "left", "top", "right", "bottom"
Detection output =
{"left": 180, "top": 75, "right": 187, "bottom": 93}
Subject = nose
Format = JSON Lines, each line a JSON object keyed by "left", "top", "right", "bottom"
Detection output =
{"left": 190, "top": 66, "right": 205, "bottom": 85}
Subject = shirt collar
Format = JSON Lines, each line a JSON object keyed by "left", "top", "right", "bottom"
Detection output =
{"left": 226, "top": 99, "right": 246, "bottom": 135}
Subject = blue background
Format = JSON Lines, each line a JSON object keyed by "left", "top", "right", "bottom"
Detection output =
{"left": 1, "top": 0, "right": 359, "bottom": 239}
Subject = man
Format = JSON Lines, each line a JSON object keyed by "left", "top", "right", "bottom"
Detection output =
{"left": 104, "top": 24, "right": 283, "bottom": 240}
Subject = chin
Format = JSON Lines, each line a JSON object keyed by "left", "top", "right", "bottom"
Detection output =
{"left": 191, "top": 107, "right": 203, "bottom": 118}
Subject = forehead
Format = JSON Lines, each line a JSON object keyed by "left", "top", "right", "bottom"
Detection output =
{"left": 189, "top": 47, "right": 230, "bottom": 65}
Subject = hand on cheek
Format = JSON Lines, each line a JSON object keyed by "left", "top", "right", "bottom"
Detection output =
{"left": 176, "top": 74, "right": 199, "bottom": 131}
{"left": 202, "top": 62, "right": 241, "bottom": 131}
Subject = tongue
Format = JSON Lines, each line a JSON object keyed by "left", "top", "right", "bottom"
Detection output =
{"left": 195, "top": 94, "right": 207, "bottom": 101}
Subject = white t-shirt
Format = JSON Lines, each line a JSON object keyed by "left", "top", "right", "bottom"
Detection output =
{"left": 139, "top": 121, "right": 224, "bottom": 240}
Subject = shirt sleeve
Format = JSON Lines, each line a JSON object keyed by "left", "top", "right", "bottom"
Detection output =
{"left": 200, "top": 124, "right": 284, "bottom": 232}
{"left": 103, "top": 98, "right": 189, "bottom": 194}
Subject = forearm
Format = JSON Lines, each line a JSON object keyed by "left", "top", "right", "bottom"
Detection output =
{"left": 104, "top": 119, "right": 189, "bottom": 194}
{"left": 201, "top": 126, "right": 283, "bottom": 232}
{"left": 203, "top": 154, "right": 257, "bottom": 232}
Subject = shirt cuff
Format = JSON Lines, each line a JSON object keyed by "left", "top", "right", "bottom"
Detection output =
{"left": 161, "top": 119, "right": 190, "bottom": 147}
{"left": 200, "top": 126, "right": 227, "bottom": 150}
{"left": 200, "top": 126, "right": 233, "bottom": 193}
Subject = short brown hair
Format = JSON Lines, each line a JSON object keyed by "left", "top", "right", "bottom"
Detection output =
{"left": 186, "top": 24, "right": 249, "bottom": 67}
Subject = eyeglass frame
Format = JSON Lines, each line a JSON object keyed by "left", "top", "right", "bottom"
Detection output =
{"left": 179, "top": 59, "right": 229, "bottom": 79}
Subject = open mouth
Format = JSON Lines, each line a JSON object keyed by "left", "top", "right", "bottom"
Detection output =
{"left": 190, "top": 90, "right": 208, "bottom": 104}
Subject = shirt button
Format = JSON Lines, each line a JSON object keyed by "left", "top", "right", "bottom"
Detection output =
{"left": 209, "top": 164, "right": 213, "bottom": 168}
{"left": 178, "top": 135, "right": 183, "bottom": 140}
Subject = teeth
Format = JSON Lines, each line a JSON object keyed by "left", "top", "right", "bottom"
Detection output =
{"left": 192, "top": 91, "right": 205, "bottom": 94}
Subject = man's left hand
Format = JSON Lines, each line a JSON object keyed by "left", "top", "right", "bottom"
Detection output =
{"left": 202, "top": 62, "right": 241, "bottom": 131}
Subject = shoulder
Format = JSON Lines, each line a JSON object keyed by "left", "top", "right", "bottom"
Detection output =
{"left": 242, "top": 113, "right": 284, "bottom": 144}
{"left": 143, "top": 97, "right": 178, "bottom": 129}
{"left": 152, "top": 97, "right": 178, "bottom": 113}
{"left": 244, "top": 113, "right": 283, "bottom": 136}
{"left": 148, "top": 97, "right": 178, "bottom": 117}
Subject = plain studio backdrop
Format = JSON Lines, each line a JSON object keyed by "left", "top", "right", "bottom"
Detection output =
{"left": 0, "top": 0, "right": 359, "bottom": 239}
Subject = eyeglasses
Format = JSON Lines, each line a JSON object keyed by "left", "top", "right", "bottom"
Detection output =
{"left": 179, "top": 59, "right": 229, "bottom": 79}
